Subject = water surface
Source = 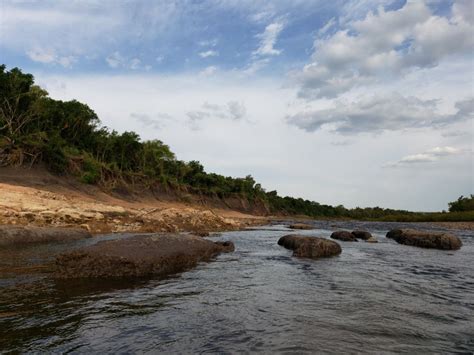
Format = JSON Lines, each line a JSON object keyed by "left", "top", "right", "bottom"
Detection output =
{"left": 1, "top": 221, "right": 473, "bottom": 353}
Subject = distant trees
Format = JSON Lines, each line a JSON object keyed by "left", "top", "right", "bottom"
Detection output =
{"left": 449, "top": 195, "right": 474, "bottom": 212}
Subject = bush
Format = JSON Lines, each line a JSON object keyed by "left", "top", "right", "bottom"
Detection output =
{"left": 80, "top": 155, "right": 101, "bottom": 184}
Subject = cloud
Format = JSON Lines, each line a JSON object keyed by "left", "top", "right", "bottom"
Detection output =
{"left": 227, "top": 101, "right": 247, "bottom": 120}
{"left": 331, "top": 140, "right": 353, "bottom": 146}
{"left": 197, "top": 38, "right": 218, "bottom": 47}
{"left": 318, "top": 17, "right": 337, "bottom": 37}
{"left": 199, "top": 50, "right": 219, "bottom": 58}
{"left": 199, "top": 66, "right": 218, "bottom": 76}
{"left": 106, "top": 52, "right": 146, "bottom": 70}
{"left": 27, "top": 48, "right": 77, "bottom": 68}
{"left": 131, "top": 112, "right": 172, "bottom": 130}
{"left": 384, "top": 146, "right": 462, "bottom": 167}
{"left": 441, "top": 130, "right": 469, "bottom": 138}
{"left": 242, "top": 58, "right": 270, "bottom": 75}
{"left": 186, "top": 100, "right": 247, "bottom": 129}
{"left": 293, "top": 1, "right": 474, "bottom": 99}
{"left": 286, "top": 94, "right": 474, "bottom": 135}
{"left": 252, "top": 21, "right": 285, "bottom": 57}
{"left": 186, "top": 111, "right": 211, "bottom": 130}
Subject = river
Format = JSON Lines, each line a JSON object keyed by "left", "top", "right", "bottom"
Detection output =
{"left": 1, "top": 221, "right": 473, "bottom": 353}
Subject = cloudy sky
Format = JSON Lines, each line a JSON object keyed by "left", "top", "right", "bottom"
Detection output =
{"left": 1, "top": 0, "right": 473, "bottom": 211}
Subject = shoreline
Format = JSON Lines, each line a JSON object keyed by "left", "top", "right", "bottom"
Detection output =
{"left": 0, "top": 167, "right": 472, "bottom": 239}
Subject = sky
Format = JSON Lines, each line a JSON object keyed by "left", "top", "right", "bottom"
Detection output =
{"left": 1, "top": 0, "right": 473, "bottom": 211}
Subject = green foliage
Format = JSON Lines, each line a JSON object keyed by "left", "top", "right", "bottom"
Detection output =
{"left": 1, "top": 64, "right": 472, "bottom": 221}
{"left": 448, "top": 195, "right": 474, "bottom": 212}
{"left": 80, "top": 155, "right": 101, "bottom": 184}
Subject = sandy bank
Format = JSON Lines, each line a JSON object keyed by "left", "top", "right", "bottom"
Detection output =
{"left": 0, "top": 167, "right": 267, "bottom": 234}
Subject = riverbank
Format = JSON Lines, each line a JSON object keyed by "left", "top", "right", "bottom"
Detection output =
{"left": 0, "top": 167, "right": 267, "bottom": 235}
{"left": 0, "top": 167, "right": 472, "bottom": 238}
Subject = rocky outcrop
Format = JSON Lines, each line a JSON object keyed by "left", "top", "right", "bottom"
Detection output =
{"left": 351, "top": 230, "right": 373, "bottom": 240}
{"left": 0, "top": 225, "right": 91, "bottom": 246}
{"left": 330, "top": 230, "right": 358, "bottom": 242}
{"left": 278, "top": 235, "right": 341, "bottom": 259}
{"left": 54, "top": 234, "right": 235, "bottom": 279}
{"left": 289, "top": 223, "right": 314, "bottom": 230}
{"left": 386, "top": 229, "right": 462, "bottom": 250}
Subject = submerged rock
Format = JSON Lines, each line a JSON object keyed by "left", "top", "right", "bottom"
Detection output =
{"left": 366, "top": 236, "right": 378, "bottom": 243}
{"left": 54, "top": 234, "right": 234, "bottom": 279}
{"left": 386, "top": 229, "right": 462, "bottom": 250}
{"left": 330, "top": 230, "right": 358, "bottom": 242}
{"left": 0, "top": 225, "right": 92, "bottom": 246}
{"left": 289, "top": 223, "right": 314, "bottom": 230}
{"left": 351, "top": 230, "right": 373, "bottom": 240}
{"left": 278, "top": 235, "right": 341, "bottom": 259}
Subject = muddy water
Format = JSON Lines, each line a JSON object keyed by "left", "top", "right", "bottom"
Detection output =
{"left": 0, "top": 221, "right": 473, "bottom": 353}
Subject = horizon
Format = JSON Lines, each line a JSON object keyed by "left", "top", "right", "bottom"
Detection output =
{"left": 1, "top": 0, "right": 473, "bottom": 211}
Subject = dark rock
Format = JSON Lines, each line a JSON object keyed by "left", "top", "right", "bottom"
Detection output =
{"left": 214, "top": 241, "right": 235, "bottom": 252}
{"left": 289, "top": 223, "right": 314, "bottom": 230}
{"left": 0, "top": 225, "right": 92, "bottom": 246}
{"left": 193, "top": 231, "right": 210, "bottom": 237}
{"left": 330, "top": 230, "right": 358, "bottom": 242}
{"left": 278, "top": 235, "right": 341, "bottom": 259}
{"left": 386, "top": 229, "right": 462, "bottom": 250}
{"left": 54, "top": 234, "right": 234, "bottom": 279}
{"left": 351, "top": 230, "right": 373, "bottom": 240}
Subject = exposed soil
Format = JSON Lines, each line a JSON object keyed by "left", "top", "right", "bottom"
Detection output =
{"left": 0, "top": 166, "right": 267, "bottom": 234}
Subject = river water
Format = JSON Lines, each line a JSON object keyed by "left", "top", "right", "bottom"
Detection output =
{"left": 1, "top": 221, "right": 473, "bottom": 353}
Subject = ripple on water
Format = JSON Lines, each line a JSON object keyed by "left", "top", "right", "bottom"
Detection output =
{"left": 0, "top": 222, "right": 473, "bottom": 353}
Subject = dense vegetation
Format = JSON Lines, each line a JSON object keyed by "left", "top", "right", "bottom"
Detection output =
{"left": 448, "top": 195, "right": 474, "bottom": 212}
{"left": 1, "top": 65, "right": 472, "bottom": 221}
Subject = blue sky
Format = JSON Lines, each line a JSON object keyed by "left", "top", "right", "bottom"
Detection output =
{"left": 1, "top": 0, "right": 473, "bottom": 211}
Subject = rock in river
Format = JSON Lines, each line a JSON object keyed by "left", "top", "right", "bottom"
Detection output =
{"left": 278, "top": 235, "right": 341, "bottom": 259}
{"left": 386, "top": 229, "right": 462, "bottom": 250}
{"left": 0, "top": 225, "right": 92, "bottom": 246}
{"left": 330, "top": 230, "right": 358, "bottom": 242}
{"left": 289, "top": 223, "right": 314, "bottom": 230}
{"left": 55, "top": 234, "right": 235, "bottom": 279}
{"left": 351, "top": 230, "right": 373, "bottom": 240}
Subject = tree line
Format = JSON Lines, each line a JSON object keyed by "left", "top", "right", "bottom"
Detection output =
{"left": 1, "top": 65, "right": 472, "bottom": 220}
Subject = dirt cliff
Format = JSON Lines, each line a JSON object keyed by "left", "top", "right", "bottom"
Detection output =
{"left": 0, "top": 167, "right": 267, "bottom": 234}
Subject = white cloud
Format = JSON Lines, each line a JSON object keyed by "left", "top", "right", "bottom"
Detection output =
{"left": 199, "top": 66, "right": 218, "bottom": 76}
{"left": 130, "top": 58, "right": 142, "bottom": 70}
{"left": 384, "top": 146, "right": 462, "bottom": 167}
{"left": 132, "top": 112, "right": 172, "bottom": 130}
{"left": 199, "top": 50, "right": 219, "bottom": 58}
{"left": 27, "top": 48, "right": 77, "bottom": 68}
{"left": 318, "top": 17, "right": 336, "bottom": 37}
{"left": 105, "top": 52, "right": 123, "bottom": 68}
{"left": 252, "top": 21, "right": 285, "bottom": 57}
{"left": 106, "top": 52, "right": 145, "bottom": 70}
{"left": 242, "top": 58, "right": 270, "bottom": 75}
{"left": 197, "top": 38, "right": 218, "bottom": 47}
{"left": 294, "top": 1, "right": 474, "bottom": 99}
{"left": 186, "top": 100, "right": 247, "bottom": 129}
{"left": 287, "top": 94, "right": 474, "bottom": 135}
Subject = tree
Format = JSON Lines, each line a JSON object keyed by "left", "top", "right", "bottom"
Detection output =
{"left": 448, "top": 195, "right": 474, "bottom": 212}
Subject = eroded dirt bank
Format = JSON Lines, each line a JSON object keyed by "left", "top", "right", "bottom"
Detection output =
{"left": 0, "top": 167, "right": 267, "bottom": 234}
